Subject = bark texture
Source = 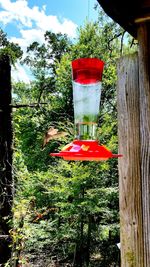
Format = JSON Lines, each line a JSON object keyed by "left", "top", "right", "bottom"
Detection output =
{"left": 117, "top": 53, "right": 144, "bottom": 267}
{"left": 0, "top": 55, "right": 13, "bottom": 264}
{"left": 138, "top": 22, "right": 150, "bottom": 267}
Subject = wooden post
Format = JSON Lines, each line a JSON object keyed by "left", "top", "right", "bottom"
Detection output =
{"left": 0, "top": 55, "right": 13, "bottom": 264}
{"left": 138, "top": 22, "right": 150, "bottom": 266}
{"left": 117, "top": 53, "right": 144, "bottom": 266}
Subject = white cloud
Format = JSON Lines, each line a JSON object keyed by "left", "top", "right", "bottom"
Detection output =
{"left": 0, "top": 0, "right": 34, "bottom": 27}
{"left": 0, "top": 0, "right": 77, "bottom": 82}
{"left": 12, "top": 63, "right": 31, "bottom": 83}
{"left": 0, "top": 0, "right": 77, "bottom": 38}
{"left": 0, "top": 0, "right": 77, "bottom": 52}
{"left": 10, "top": 29, "right": 45, "bottom": 54}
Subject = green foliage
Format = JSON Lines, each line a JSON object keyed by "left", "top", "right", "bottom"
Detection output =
{"left": 0, "top": 28, "right": 23, "bottom": 64}
{"left": 23, "top": 31, "right": 71, "bottom": 103}
{"left": 13, "top": 161, "right": 120, "bottom": 266}
{"left": 10, "top": 10, "right": 133, "bottom": 266}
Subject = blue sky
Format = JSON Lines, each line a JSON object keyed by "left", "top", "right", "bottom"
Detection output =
{"left": 0, "top": 0, "right": 99, "bottom": 82}
{"left": 0, "top": 0, "right": 98, "bottom": 41}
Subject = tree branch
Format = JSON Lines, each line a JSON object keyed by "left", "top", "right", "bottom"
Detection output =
{"left": 120, "top": 31, "right": 126, "bottom": 55}
{"left": 108, "top": 30, "right": 125, "bottom": 44}
{"left": 0, "top": 235, "right": 10, "bottom": 240}
{"left": 11, "top": 103, "right": 47, "bottom": 108}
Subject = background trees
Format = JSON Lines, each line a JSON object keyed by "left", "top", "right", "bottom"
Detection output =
{"left": 0, "top": 9, "right": 135, "bottom": 266}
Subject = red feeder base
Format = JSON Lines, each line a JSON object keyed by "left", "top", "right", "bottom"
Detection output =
{"left": 50, "top": 140, "right": 122, "bottom": 161}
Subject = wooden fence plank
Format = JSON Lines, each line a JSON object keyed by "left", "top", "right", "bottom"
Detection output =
{"left": 117, "top": 53, "right": 144, "bottom": 267}
{"left": 138, "top": 22, "right": 150, "bottom": 266}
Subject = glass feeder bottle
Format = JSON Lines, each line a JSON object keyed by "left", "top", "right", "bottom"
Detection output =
{"left": 72, "top": 58, "right": 104, "bottom": 140}
{"left": 50, "top": 58, "right": 122, "bottom": 161}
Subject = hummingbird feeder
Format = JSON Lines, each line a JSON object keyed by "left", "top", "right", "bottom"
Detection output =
{"left": 50, "top": 58, "right": 122, "bottom": 161}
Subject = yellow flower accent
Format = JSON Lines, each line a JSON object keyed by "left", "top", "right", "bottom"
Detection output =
{"left": 62, "top": 143, "right": 72, "bottom": 151}
{"left": 81, "top": 145, "right": 90, "bottom": 151}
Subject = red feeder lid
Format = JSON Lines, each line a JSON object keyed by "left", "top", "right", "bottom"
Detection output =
{"left": 72, "top": 58, "right": 104, "bottom": 84}
{"left": 50, "top": 140, "right": 122, "bottom": 161}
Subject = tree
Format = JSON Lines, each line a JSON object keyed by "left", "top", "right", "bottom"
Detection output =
{"left": 0, "top": 29, "right": 22, "bottom": 265}
{"left": 23, "top": 31, "right": 71, "bottom": 103}
{"left": 12, "top": 17, "right": 125, "bottom": 266}
{"left": 11, "top": 32, "right": 73, "bottom": 172}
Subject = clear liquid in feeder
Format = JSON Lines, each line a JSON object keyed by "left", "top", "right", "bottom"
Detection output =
{"left": 50, "top": 58, "right": 122, "bottom": 161}
{"left": 72, "top": 58, "right": 103, "bottom": 140}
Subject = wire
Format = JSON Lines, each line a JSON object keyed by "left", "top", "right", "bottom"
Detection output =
{"left": 88, "top": 0, "right": 90, "bottom": 21}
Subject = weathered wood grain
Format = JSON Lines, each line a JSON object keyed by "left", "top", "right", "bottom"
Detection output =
{"left": 138, "top": 22, "right": 150, "bottom": 266}
{"left": 117, "top": 53, "right": 144, "bottom": 267}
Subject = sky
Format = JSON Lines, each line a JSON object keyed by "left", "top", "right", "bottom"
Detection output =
{"left": 0, "top": 0, "right": 99, "bottom": 82}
